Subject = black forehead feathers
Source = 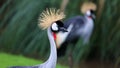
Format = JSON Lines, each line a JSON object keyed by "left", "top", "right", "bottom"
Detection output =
{"left": 90, "top": 10, "right": 95, "bottom": 14}
{"left": 56, "top": 20, "right": 64, "bottom": 27}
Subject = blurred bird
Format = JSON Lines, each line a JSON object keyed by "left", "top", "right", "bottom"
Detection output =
{"left": 9, "top": 8, "right": 68, "bottom": 68}
{"left": 56, "top": 2, "right": 97, "bottom": 68}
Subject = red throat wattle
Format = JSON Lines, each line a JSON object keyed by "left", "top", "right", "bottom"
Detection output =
{"left": 88, "top": 16, "right": 92, "bottom": 18}
{"left": 52, "top": 32, "right": 57, "bottom": 40}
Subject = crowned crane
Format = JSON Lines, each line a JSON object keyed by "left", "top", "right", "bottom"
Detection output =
{"left": 56, "top": 2, "right": 97, "bottom": 68}
{"left": 9, "top": 8, "right": 70, "bottom": 68}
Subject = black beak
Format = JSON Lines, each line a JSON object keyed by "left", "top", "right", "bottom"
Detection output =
{"left": 59, "top": 27, "right": 68, "bottom": 32}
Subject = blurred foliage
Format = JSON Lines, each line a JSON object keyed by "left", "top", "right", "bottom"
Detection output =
{"left": 0, "top": 0, "right": 120, "bottom": 65}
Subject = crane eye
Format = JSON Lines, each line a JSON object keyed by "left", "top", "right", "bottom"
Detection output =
{"left": 51, "top": 23, "right": 58, "bottom": 31}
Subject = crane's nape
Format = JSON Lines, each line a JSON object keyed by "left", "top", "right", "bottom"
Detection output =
{"left": 9, "top": 8, "right": 67, "bottom": 68}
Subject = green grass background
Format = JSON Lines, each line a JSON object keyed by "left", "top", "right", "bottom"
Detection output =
{"left": 0, "top": 52, "right": 68, "bottom": 68}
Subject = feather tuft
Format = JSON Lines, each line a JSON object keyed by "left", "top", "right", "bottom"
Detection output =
{"left": 38, "top": 8, "right": 65, "bottom": 30}
{"left": 81, "top": 2, "right": 97, "bottom": 14}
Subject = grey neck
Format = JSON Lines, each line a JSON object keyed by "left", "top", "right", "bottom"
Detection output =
{"left": 45, "top": 27, "right": 57, "bottom": 67}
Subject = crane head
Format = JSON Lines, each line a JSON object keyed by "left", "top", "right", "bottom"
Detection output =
{"left": 38, "top": 8, "right": 67, "bottom": 41}
{"left": 51, "top": 20, "right": 68, "bottom": 33}
{"left": 81, "top": 2, "right": 97, "bottom": 19}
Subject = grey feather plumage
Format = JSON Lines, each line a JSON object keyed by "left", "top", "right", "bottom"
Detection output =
{"left": 64, "top": 15, "right": 94, "bottom": 44}
{"left": 57, "top": 15, "right": 94, "bottom": 57}
{"left": 64, "top": 16, "right": 85, "bottom": 42}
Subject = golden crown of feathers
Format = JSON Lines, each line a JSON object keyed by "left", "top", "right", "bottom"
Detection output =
{"left": 38, "top": 8, "right": 65, "bottom": 30}
{"left": 81, "top": 2, "right": 97, "bottom": 14}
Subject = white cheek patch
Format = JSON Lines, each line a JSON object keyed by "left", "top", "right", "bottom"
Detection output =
{"left": 52, "top": 23, "right": 58, "bottom": 31}
{"left": 86, "top": 10, "right": 91, "bottom": 16}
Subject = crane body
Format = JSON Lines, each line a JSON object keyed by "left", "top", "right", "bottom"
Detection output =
{"left": 56, "top": 2, "right": 97, "bottom": 68}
